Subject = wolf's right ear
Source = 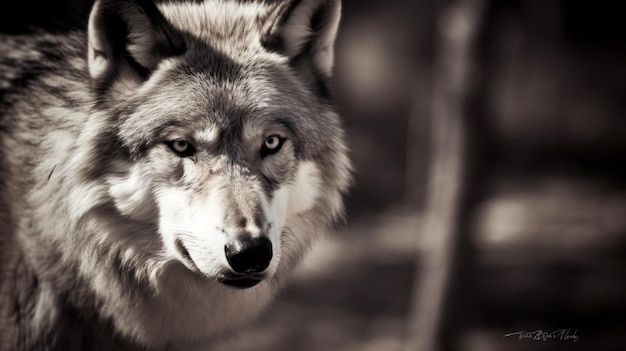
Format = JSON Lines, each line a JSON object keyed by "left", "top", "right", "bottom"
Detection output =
{"left": 87, "top": 0, "right": 185, "bottom": 99}
{"left": 263, "top": 0, "right": 341, "bottom": 96}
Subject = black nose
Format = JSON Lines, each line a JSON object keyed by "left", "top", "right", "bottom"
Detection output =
{"left": 225, "top": 236, "right": 273, "bottom": 273}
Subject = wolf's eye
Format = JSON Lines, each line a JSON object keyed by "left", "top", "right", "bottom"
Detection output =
{"left": 167, "top": 139, "right": 196, "bottom": 157}
{"left": 264, "top": 136, "right": 281, "bottom": 150}
{"left": 261, "top": 135, "right": 285, "bottom": 157}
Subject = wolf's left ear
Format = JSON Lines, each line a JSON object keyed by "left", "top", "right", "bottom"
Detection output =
{"left": 264, "top": 0, "right": 341, "bottom": 80}
{"left": 87, "top": 0, "right": 185, "bottom": 99}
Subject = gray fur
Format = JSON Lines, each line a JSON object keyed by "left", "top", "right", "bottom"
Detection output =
{"left": 0, "top": 0, "right": 351, "bottom": 350}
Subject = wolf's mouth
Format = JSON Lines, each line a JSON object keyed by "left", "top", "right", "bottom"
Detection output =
{"left": 176, "top": 239, "right": 265, "bottom": 289}
{"left": 217, "top": 272, "right": 265, "bottom": 289}
{"left": 175, "top": 239, "right": 200, "bottom": 272}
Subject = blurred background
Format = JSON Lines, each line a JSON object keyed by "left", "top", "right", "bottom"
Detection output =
{"left": 2, "top": 0, "right": 625, "bottom": 350}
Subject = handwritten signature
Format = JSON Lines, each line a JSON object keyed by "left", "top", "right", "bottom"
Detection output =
{"left": 503, "top": 329, "right": 579, "bottom": 343}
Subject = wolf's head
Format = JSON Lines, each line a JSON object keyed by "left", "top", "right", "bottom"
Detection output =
{"left": 66, "top": 0, "right": 350, "bottom": 344}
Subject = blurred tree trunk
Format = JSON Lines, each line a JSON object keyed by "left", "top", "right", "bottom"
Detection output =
{"left": 404, "top": 0, "right": 489, "bottom": 350}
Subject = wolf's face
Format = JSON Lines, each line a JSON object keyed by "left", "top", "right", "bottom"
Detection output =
{"left": 106, "top": 55, "right": 331, "bottom": 289}
{"left": 76, "top": 2, "right": 350, "bottom": 340}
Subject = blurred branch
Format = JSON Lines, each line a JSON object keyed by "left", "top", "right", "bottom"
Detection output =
{"left": 404, "top": 0, "right": 488, "bottom": 350}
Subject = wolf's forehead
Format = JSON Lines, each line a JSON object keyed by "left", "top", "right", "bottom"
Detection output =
{"left": 191, "top": 112, "right": 288, "bottom": 144}
{"left": 194, "top": 125, "right": 219, "bottom": 143}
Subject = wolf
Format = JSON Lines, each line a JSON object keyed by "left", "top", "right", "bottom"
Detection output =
{"left": 0, "top": 0, "right": 351, "bottom": 349}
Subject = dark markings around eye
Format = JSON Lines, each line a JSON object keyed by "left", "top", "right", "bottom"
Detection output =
{"left": 260, "top": 135, "right": 285, "bottom": 158}
{"left": 167, "top": 139, "right": 196, "bottom": 158}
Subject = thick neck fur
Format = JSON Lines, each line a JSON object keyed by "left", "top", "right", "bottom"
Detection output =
{"left": 0, "top": 32, "right": 148, "bottom": 351}
{"left": 0, "top": 236, "right": 144, "bottom": 351}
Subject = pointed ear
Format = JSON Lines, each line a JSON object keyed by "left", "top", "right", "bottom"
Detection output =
{"left": 87, "top": 0, "right": 185, "bottom": 99}
{"left": 264, "top": 0, "right": 342, "bottom": 79}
